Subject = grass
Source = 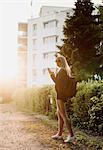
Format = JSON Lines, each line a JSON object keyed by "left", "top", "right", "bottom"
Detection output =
{"left": 22, "top": 112, "right": 103, "bottom": 150}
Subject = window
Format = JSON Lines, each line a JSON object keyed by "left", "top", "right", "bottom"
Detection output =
{"left": 43, "top": 53, "right": 48, "bottom": 59}
{"left": 43, "top": 36, "right": 56, "bottom": 44}
{"left": 43, "top": 52, "right": 55, "bottom": 59}
{"left": 55, "top": 20, "right": 58, "bottom": 27}
{"left": 33, "top": 24, "right": 37, "bottom": 31}
{"left": 44, "top": 22, "right": 49, "bottom": 28}
{"left": 43, "top": 20, "right": 58, "bottom": 28}
{"left": 43, "top": 68, "right": 48, "bottom": 75}
{"left": 32, "top": 24, "right": 37, "bottom": 36}
{"left": 32, "top": 54, "right": 36, "bottom": 65}
{"left": 43, "top": 68, "right": 56, "bottom": 75}
{"left": 55, "top": 36, "right": 58, "bottom": 42}
{"left": 32, "top": 39, "right": 37, "bottom": 48}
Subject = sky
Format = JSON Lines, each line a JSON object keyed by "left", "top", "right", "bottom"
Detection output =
{"left": 0, "top": 0, "right": 102, "bottom": 81}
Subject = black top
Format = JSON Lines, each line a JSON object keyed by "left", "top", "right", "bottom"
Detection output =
{"left": 51, "top": 68, "right": 69, "bottom": 101}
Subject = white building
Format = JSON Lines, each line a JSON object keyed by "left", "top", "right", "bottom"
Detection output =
{"left": 27, "top": 6, "right": 73, "bottom": 87}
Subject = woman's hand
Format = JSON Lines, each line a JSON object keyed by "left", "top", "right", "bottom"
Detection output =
{"left": 48, "top": 68, "right": 56, "bottom": 82}
{"left": 48, "top": 68, "right": 54, "bottom": 76}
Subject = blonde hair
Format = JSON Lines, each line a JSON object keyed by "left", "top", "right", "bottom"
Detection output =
{"left": 56, "top": 54, "right": 72, "bottom": 77}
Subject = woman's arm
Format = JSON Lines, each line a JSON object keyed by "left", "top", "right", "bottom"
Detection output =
{"left": 50, "top": 73, "right": 56, "bottom": 83}
{"left": 48, "top": 68, "right": 56, "bottom": 83}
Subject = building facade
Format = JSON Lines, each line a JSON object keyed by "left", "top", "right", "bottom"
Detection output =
{"left": 27, "top": 6, "right": 73, "bottom": 87}
{"left": 17, "top": 23, "right": 28, "bottom": 88}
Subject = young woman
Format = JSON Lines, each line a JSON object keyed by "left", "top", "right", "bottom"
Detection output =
{"left": 48, "top": 54, "right": 74, "bottom": 143}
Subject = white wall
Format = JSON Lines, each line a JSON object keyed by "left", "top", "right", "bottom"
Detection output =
{"left": 27, "top": 6, "right": 72, "bottom": 87}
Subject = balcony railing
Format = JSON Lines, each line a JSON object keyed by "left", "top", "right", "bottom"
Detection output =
{"left": 19, "top": 31, "right": 27, "bottom": 37}
{"left": 42, "top": 27, "right": 57, "bottom": 37}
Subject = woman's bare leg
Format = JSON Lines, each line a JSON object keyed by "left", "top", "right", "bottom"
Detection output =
{"left": 57, "top": 109, "right": 64, "bottom": 136}
{"left": 57, "top": 99, "right": 74, "bottom": 137}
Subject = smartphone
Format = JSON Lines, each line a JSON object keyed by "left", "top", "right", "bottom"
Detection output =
{"left": 48, "top": 68, "right": 51, "bottom": 73}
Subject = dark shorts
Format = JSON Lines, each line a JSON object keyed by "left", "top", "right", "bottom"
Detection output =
{"left": 57, "top": 92, "right": 68, "bottom": 102}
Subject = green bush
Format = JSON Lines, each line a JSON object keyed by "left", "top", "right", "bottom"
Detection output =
{"left": 72, "top": 80, "right": 103, "bottom": 135}
{"left": 12, "top": 85, "right": 57, "bottom": 118}
{"left": 12, "top": 80, "right": 103, "bottom": 135}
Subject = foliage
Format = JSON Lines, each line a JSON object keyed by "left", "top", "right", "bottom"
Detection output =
{"left": 97, "top": 5, "right": 103, "bottom": 77}
{"left": 58, "top": 0, "right": 102, "bottom": 80}
{"left": 72, "top": 80, "right": 103, "bottom": 135}
{"left": 12, "top": 85, "right": 57, "bottom": 118}
{"left": 12, "top": 80, "right": 103, "bottom": 135}
{"left": 75, "top": 131, "right": 103, "bottom": 149}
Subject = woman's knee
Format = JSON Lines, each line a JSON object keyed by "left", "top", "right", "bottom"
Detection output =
{"left": 56, "top": 108, "right": 60, "bottom": 117}
{"left": 59, "top": 110, "right": 67, "bottom": 120}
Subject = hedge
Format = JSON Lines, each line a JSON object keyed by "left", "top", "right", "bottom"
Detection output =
{"left": 12, "top": 80, "right": 103, "bottom": 135}
{"left": 72, "top": 80, "right": 103, "bottom": 135}
{"left": 12, "top": 85, "right": 57, "bottom": 118}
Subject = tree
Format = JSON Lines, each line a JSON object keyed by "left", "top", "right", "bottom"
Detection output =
{"left": 96, "top": 5, "right": 103, "bottom": 78}
{"left": 59, "top": 0, "right": 102, "bottom": 81}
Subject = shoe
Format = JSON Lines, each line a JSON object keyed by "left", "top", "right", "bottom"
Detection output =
{"left": 64, "top": 135, "right": 75, "bottom": 143}
{"left": 51, "top": 134, "right": 63, "bottom": 140}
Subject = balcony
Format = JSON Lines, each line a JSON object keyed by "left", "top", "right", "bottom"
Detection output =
{"left": 18, "top": 37, "right": 27, "bottom": 45}
{"left": 42, "top": 58, "right": 56, "bottom": 68}
{"left": 42, "top": 44, "right": 58, "bottom": 53}
{"left": 42, "top": 27, "right": 57, "bottom": 37}
{"left": 18, "top": 23, "right": 27, "bottom": 32}
{"left": 18, "top": 45, "right": 27, "bottom": 52}
{"left": 19, "top": 31, "right": 27, "bottom": 37}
